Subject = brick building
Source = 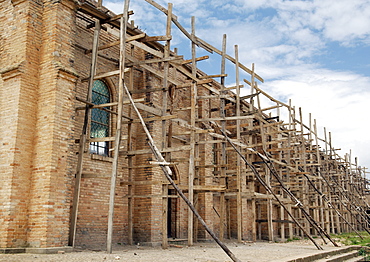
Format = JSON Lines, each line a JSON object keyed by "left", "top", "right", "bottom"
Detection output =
{"left": 1, "top": 0, "right": 368, "bottom": 253}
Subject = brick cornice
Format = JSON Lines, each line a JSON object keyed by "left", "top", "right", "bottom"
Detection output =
{"left": 52, "top": 0, "right": 78, "bottom": 10}
{"left": 5, "top": 0, "right": 77, "bottom": 8}
{"left": 10, "top": 0, "right": 42, "bottom": 6}
{"left": 0, "top": 62, "right": 25, "bottom": 81}
{"left": 52, "top": 61, "right": 79, "bottom": 82}
{"left": 10, "top": 0, "right": 28, "bottom": 5}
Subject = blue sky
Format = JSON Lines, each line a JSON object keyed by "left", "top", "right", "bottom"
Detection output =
{"left": 105, "top": 0, "right": 370, "bottom": 174}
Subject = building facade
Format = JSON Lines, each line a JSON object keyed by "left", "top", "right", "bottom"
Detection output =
{"left": 1, "top": 0, "right": 368, "bottom": 252}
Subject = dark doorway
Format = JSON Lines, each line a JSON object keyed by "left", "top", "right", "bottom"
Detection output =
{"left": 167, "top": 189, "right": 177, "bottom": 238}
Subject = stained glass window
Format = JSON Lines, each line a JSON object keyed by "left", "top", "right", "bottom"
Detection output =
{"left": 90, "top": 80, "right": 110, "bottom": 156}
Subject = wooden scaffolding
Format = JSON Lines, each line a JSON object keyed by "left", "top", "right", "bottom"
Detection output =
{"left": 69, "top": 0, "right": 370, "bottom": 258}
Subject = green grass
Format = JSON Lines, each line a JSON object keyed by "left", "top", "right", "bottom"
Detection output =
{"left": 358, "top": 248, "right": 370, "bottom": 261}
{"left": 331, "top": 231, "right": 370, "bottom": 246}
{"left": 286, "top": 237, "right": 301, "bottom": 242}
{"left": 329, "top": 233, "right": 370, "bottom": 261}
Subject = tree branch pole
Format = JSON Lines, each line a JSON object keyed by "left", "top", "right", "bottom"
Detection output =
{"left": 217, "top": 127, "right": 323, "bottom": 250}
{"left": 122, "top": 82, "right": 241, "bottom": 262}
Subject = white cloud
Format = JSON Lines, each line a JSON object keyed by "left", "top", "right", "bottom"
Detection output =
{"left": 312, "top": 0, "right": 370, "bottom": 44}
{"left": 102, "top": 0, "right": 370, "bottom": 169}
{"left": 258, "top": 68, "right": 370, "bottom": 168}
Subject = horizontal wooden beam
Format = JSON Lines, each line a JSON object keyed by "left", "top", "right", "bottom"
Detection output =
{"left": 141, "top": 35, "right": 172, "bottom": 42}
{"left": 126, "top": 56, "right": 183, "bottom": 67}
{"left": 85, "top": 33, "right": 146, "bottom": 54}
{"left": 196, "top": 116, "right": 254, "bottom": 122}
{"left": 199, "top": 74, "right": 227, "bottom": 79}
{"left": 181, "top": 55, "right": 209, "bottom": 65}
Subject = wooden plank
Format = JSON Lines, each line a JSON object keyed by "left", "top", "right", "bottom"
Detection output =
{"left": 197, "top": 94, "right": 234, "bottom": 100}
{"left": 121, "top": 180, "right": 169, "bottom": 185}
{"left": 199, "top": 82, "right": 220, "bottom": 95}
{"left": 122, "top": 145, "right": 192, "bottom": 156}
{"left": 141, "top": 35, "right": 172, "bottom": 42}
{"left": 135, "top": 102, "right": 162, "bottom": 116}
{"left": 171, "top": 63, "right": 198, "bottom": 82}
{"left": 196, "top": 164, "right": 229, "bottom": 168}
{"left": 81, "top": 68, "right": 130, "bottom": 81}
{"left": 181, "top": 55, "right": 209, "bottom": 64}
{"left": 85, "top": 33, "right": 146, "bottom": 54}
{"left": 199, "top": 74, "right": 228, "bottom": 79}
{"left": 246, "top": 82, "right": 290, "bottom": 109}
{"left": 172, "top": 129, "right": 213, "bottom": 135}
{"left": 226, "top": 84, "right": 244, "bottom": 90}
{"left": 196, "top": 78, "right": 214, "bottom": 85}
{"left": 196, "top": 116, "right": 254, "bottom": 122}
{"left": 226, "top": 122, "right": 249, "bottom": 129}
{"left": 130, "top": 40, "right": 164, "bottom": 58}
{"left": 261, "top": 104, "right": 282, "bottom": 112}
{"left": 91, "top": 102, "right": 118, "bottom": 108}
{"left": 123, "top": 194, "right": 179, "bottom": 198}
{"left": 178, "top": 185, "right": 226, "bottom": 192}
{"left": 126, "top": 53, "right": 181, "bottom": 85}
{"left": 196, "top": 140, "right": 224, "bottom": 145}
{"left": 122, "top": 114, "right": 177, "bottom": 124}
{"left": 125, "top": 56, "right": 183, "bottom": 67}
{"left": 86, "top": 12, "right": 134, "bottom": 29}
{"left": 88, "top": 136, "right": 127, "bottom": 142}
{"left": 172, "top": 106, "right": 193, "bottom": 111}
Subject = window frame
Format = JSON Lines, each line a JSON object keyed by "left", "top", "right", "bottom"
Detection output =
{"left": 89, "top": 80, "right": 111, "bottom": 156}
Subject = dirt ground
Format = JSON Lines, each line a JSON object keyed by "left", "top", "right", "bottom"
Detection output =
{"left": 0, "top": 240, "right": 342, "bottom": 262}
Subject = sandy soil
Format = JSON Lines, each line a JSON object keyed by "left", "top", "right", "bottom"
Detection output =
{"left": 0, "top": 240, "right": 342, "bottom": 262}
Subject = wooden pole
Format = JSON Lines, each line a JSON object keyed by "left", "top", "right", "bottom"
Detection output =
{"left": 127, "top": 45, "right": 135, "bottom": 246}
{"left": 121, "top": 83, "right": 242, "bottom": 262}
{"left": 219, "top": 34, "right": 227, "bottom": 241}
{"left": 107, "top": 0, "right": 130, "bottom": 253}
{"left": 69, "top": 17, "right": 101, "bottom": 247}
{"left": 187, "top": 15, "right": 197, "bottom": 246}
{"left": 218, "top": 128, "right": 323, "bottom": 250}
{"left": 235, "top": 45, "right": 242, "bottom": 243}
{"left": 161, "top": 3, "right": 172, "bottom": 249}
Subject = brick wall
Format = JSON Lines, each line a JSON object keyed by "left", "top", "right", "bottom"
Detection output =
{"left": 0, "top": 0, "right": 78, "bottom": 248}
{"left": 1, "top": 0, "right": 364, "bottom": 251}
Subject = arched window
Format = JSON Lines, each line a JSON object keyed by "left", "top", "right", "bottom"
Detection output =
{"left": 89, "top": 80, "right": 110, "bottom": 156}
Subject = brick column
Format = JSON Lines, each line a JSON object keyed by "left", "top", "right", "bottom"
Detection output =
{"left": 0, "top": 0, "right": 43, "bottom": 248}
{"left": 0, "top": 0, "right": 77, "bottom": 249}
{"left": 26, "top": 0, "right": 78, "bottom": 248}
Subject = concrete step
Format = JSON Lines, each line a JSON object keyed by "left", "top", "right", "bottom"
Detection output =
{"left": 287, "top": 246, "right": 361, "bottom": 262}
{"left": 324, "top": 250, "right": 360, "bottom": 262}
{"left": 346, "top": 256, "right": 367, "bottom": 262}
